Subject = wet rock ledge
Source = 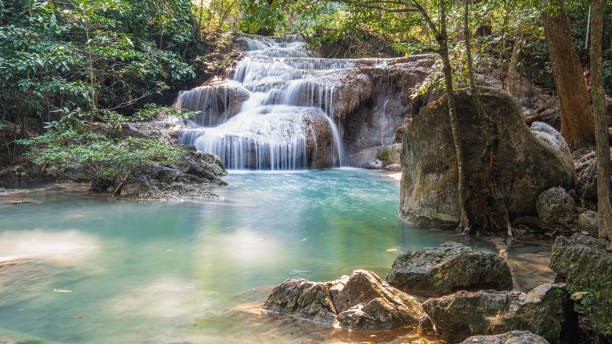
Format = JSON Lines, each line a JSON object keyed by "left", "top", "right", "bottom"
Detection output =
{"left": 261, "top": 241, "right": 588, "bottom": 343}
{"left": 263, "top": 270, "right": 427, "bottom": 331}
{"left": 385, "top": 241, "right": 513, "bottom": 296}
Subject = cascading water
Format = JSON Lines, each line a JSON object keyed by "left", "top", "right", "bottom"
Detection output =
{"left": 176, "top": 36, "right": 350, "bottom": 170}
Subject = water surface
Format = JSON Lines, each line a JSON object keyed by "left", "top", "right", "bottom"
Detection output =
{"left": 1, "top": 169, "right": 491, "bottom": 343}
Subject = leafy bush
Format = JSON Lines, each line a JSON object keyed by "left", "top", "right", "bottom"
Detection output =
{"left": 19, "top": 128, "right": 185, "bottom": 194}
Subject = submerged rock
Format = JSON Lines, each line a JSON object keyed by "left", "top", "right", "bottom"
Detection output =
{"left": 386, "top": 242, "right": 512, "bottom": 296}
{"left": 400, "top": 87, "right": 575, "bottom": 228}
{"left": 550, "top": 234, "right": 612, "bottom": 337}
{"left": 422, "top": 284, "right": 569, "bottom": 343}
{"left": 535, "top": 187, "right": 576, "bottom": 225}
{"left": 460, "top": 331, "right": 550, "bottom": 344}
{"left": 263, "top": 270, "right": 425, "bottom": 331}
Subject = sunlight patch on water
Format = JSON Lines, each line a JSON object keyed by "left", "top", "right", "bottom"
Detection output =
{"left": 107, "top": 276, "right": 203, "bottom": 319}
{"left": 0, "top": 229, "right": 98, "bottom": 265}
{"left": 203, "top": 228, "right": 283, "bottom": 266}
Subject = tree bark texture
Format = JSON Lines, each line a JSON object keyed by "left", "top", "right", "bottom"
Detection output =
{"left": 439, "top": 0, "right": 470, "bottom": 232}
{"left": 542, "top": 0, "right": 594, "bottom": 147}
{"left": 506, "top": 30, "right": 524, "bottom": 96}
{"left": 589, "top": 0, "right": 612, "bottom": 240}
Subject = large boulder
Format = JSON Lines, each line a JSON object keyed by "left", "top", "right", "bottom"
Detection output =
{"left": 385, "top": 242, "right": 512, "bottom": 296}
{"left": 400, "top": 87, "right": 575, "bottom": 228}
{"left": 422, "top": 284, "right": 570, "bottom": 343}
{"left": 535, "top": 187, "right": 576, "bottom": 225}
{"left": 263, "top": 270, "right": 425, "bottom": 331}
{"left": 460, "top": 331, "right": 550, "bottom": 344}
{"left": 95, "top": 146, "right": 227, "bottom": 198}
{"left": 550, "top": 234, "right": 612, "bottom": 337}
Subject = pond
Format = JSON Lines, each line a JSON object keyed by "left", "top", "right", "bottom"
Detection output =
{"left": 0, "top": 169, "right": 544, "bottom": 343}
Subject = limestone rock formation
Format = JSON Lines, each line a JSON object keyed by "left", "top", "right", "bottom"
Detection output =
{"left": 386, "top": 242, "right": 513, "bottom": 296}
{"left": 175, "top": 82, "right": 251, "bottom": 126}
{"left": 263, "top": 270, "right": 425, "bottom": 331}
{"left": 303, "top": 113, "right": 334, "bottom": 168}
{"left": 400, "top": 87, "right": 575, "bottom": 228}
{"left": 339, "top": 56, "right": 435, "bottom": 160}
{"left": 535, "top": 187, "right": 576, "bottom": 225}
{"left": 422, "top": 284, "right": 569, "bottom": 343}
{"left": 460, "top": 331, "right": 551, "bottom": 344}
{"left": 550, "top": 234, "right": 612, "bottom": 337}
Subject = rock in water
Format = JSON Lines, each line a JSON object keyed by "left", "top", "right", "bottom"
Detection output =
{"left": 400, "top": 87, "right": 575, "bottom": 228}
{"left": 535, "top": 187, "right": 576, "bottom": 225}
{"left": 263, "top": 270, "right": 425, "bottom": 331}
{"left": 460, "top": 331, "right": 551, "bottom": 344}
{"left": 422, "top": 284, "right": 569, "bottom": 343}
{"left": 385, "top": 242, "right": 512, "bottom": 296}
{"left": 110, "top": 146, "right": 227, "bottom": 198}
{"left": 550, "top": 234, "right": 612, "bottom": 337}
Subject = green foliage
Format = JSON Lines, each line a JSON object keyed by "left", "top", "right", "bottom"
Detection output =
{"left": 0, "top": 0, "right": 199, "bottom": 127}
{"left": 237, "top": 0, "right": 284, "bottom": 35}
{"left": 18, "top": 127, "right": 185, "bottom": 188}
{"left": 133, "top": 104, "right": 198, "bottom": 124}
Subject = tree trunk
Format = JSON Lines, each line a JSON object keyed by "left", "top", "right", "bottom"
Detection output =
{"left": 463, "top": 0, "right": 512, "bottom": 236}
{"left": 542, "top": 0, "right": 594, "bottom": 148}
{"left": 438, "top": 0, "right": 470, "bottom": 232}
{"left": 507, "top": 29, "right": 524, "bottom": 96}
{"left": 589, "top": 0, "right": 612, "bottom": 240}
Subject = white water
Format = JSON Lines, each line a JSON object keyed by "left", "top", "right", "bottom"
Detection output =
{"left": 176, "top": 36, "right": 349, "bottom": 170}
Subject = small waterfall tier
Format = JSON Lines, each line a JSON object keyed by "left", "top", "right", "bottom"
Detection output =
{"left": 176, "top": 35, "right": 437, "bottom": 170}
{"left": 176, "top": 36, "right": 351, "bottom": 170}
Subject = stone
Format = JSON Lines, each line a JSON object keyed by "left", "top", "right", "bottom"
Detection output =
{"left": 574, "top": 148, "right": 612, "bottom": 202}
{"left": 303, "top": 113, "right": 334, "bottom": 168}
{"left": 345, "top": 147, "right": 379, "bottom": 168}
{"left": 422, "top": 284, "right": 569, "bottom": 343}
{"left": 385, "top": 242, "right": 513, "bottom": 296}
{"left": 175, "top": 82, "right": 251, "bottom": 125}
{"left": 550, "top": 234, "right": 612, "bottom": 337}
{"left": 577, "top": 210, "right": 597, "bottom": 230}
{"left": 400, "top": 87, "right": 575, "bottom": 228}
{"left": 263, "top": 270, "right": 425, "bottom": 331}
{"left": 88, "top": 146, "right": 227, "bottom": 198}
{"left": 337, "top": 56, "right": 435, "bottom": 161}
{"left": 535, "top": 187, "right": 576, "bottom": 225}
{"left": 460, "top": 331, "right": 550, "bottom": 344}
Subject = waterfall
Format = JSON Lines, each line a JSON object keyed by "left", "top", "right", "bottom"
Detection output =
{"left": 176, "top": 36, "right": 349, "bottom": 170}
